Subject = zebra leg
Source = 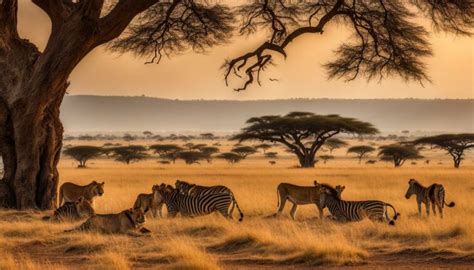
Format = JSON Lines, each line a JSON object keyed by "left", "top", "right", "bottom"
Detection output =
{"left": 417, "top": 202, "right": 422, "bottom": 217}
{"left": 425, "top": 201, "right": 430, "bottom": 217}
{"left": 289, "top": 203, "right": 298, "bottom": 220}
{"left": 431, "top": 203, "right": 436, "bottom": 216}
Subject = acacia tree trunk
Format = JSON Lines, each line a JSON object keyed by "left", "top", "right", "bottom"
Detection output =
{"left": 297, "top": 153, "right": 316, "bottom": 168}
{"left": 0, "top": 0, "right": 157, "bottom": 209}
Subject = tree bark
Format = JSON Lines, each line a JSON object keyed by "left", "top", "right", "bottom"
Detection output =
{"left": 0, "top": 0, "right": 159, "bottom": 210}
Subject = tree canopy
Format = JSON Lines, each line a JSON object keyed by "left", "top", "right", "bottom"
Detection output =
{"left": 231, "top": 146, "right": 258, "bottom": 158}
{"left": 232, "top": 112, "right": 378, "bottom": 167}
{"left": 217, "top": 152, "right": 244, "bottom": 164}
{"left": 176, "top": 151, "right": 206, "bottom": 165}
{"left": 378, "top": 144, "right": 422, "bottom": 167}
{"left": 63, "top": 146, "right": 103, "bottom": 168}
{"left": 149, "top": 144, "right": 183, "bottom": 163}
{"left": 347, "top": 145, "right": 376, "bottom": 164}
{"left": 413, "top": 134, "right": 474, "bottom": 168}
{"left": 199, "top": 146, "right": 220, "bottom": 163}
{"left": 324, "top": 138, "right": 348, "bottom": 154}
{"left": 111, "top": 146, "right": 149, "bottom": 165}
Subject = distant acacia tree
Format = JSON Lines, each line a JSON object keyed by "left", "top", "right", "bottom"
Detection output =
{"left": 232, "top": 112, "right": 378, "bottom": 168}
{"left": 190, "top": 144, "right": 207, "bottom": 150}
{"left": 200, "top": 133, "right": 216, "bottom": 140}
{"left": 347, "top": 145, "right": 376, "bottom": 164}
{"left": 378, "top": 145, "right": 422, "bottom": 167}
{"left": 255, "top": 143, "right": 272, "bottom": 153}
{"left": 199, "top": 146, "right": 220, "bottom": 163}
{"left": 319, "top": 155, "right": 334, "bottom": 164}
{"left": 264, "top": 152, "right": 278, "bottom": 159}
{"left": 413, "top": 134, "right": 474, "bottom": 168}
{"left": 217, "top": 152, "right": 244, "bottom": 165}
{"left": 143, "top": 131, "right": 153, "bottom": 139}
{"left": 231, "top": 146, "right": 257, "bottom": 159}
{"left": 123, "top": 134, "right": 135, "bottom": 142}
{"left": 63, "top": 146, "right": 103, "bottom": 168}
{"left": 324, "top": 138, "right": 348, "bottom": 154}
{"left": 149, "top": 144, "right": 183, "bottom": 164}
{"left": 176, "top": 151, "right": 206, "bottom": 165}
{"left": 111, "top": 146, "right": 148, "bottom": 165}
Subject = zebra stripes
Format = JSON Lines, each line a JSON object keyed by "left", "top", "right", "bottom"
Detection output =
{"left": 405, "top": 178, "right": 455, "bottom": 218}
{"left": 159, "top": 185, "right": 244, "bottom": 221}
{"left": 175, "top": 180, "right": 243, "bottom": 218}
{"left": 175, "top": 180, "right": 231, "bottom": 196}
{"left": 319, "top": 185, "right": 399, "bottom": 225}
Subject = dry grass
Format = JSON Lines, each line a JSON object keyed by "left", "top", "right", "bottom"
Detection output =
{"left": 1, "top": 139, "right": 473, "bottom": 269}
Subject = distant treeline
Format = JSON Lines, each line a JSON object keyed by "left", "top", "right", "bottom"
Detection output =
{"left": 61, "top": 96, "right": 474, "bottom": 133}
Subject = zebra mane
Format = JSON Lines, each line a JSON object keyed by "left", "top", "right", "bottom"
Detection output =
{"left": 410, "top": 178, "right": 424, "bottom": 188}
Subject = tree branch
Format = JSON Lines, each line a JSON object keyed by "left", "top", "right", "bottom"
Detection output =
{"left": 96, "top": 0, "right": 160, "bottom": 45}
{"left": 0, "top": 0, "right": 18, "bottom": 38}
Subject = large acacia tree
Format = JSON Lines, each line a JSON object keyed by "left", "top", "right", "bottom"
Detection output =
{"left": 0, "top": 0, "right": 233, "bottom": 209}
{"left": 232, "top": 112, "right": 378, "bottom": 167}
{"left": 413, "top": 134, "right": 474, "bottom": 168}
{"left": 0, "top": 0, "right": 472, "bottom": 209}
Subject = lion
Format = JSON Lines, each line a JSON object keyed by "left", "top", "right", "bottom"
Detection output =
{"left": 42, "top": 196, "right": 95, "bottom": 222}
{"left": 59, "top": 181, "right": 104, "bottom": 206}
{"left": 66, "top": 207, "right": 150, "bottom": 235}
{"left": 133, "top": 184, "right": 164, "bottom": 218}
{"left": 275, "top": 180, "right": 344, "bottom": 220}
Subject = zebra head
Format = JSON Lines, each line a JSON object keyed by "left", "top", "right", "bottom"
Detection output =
{"left": 157, "top": 184, "right": 180, "bottom": 216}
{"left": 405, "top": 178, "right": 418, "bottom": 199}
{"left": 175, "top": 179, "right": 195, "bottom": 195}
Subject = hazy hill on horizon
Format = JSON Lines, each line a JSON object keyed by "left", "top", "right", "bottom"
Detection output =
{"left": 61, "top": 95, "right": 474, "bottom": 133}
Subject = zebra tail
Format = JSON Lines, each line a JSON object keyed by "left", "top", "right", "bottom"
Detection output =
{"left": 233, "top": 196, "right": 244, "bottom": 222}
{"left": 386, "top": 203, "right": 400, "bottom": 221}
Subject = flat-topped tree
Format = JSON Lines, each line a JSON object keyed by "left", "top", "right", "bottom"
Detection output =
{"left": 347, "top": 145, "right": 376, "bottom": 164}
{"left": 111, "top": 146, "right": 149, "bottom": 165}
{"left": 231, "top": 146, "right": 257, "bottom": 159}
{"left": 199, "top": 146, "right": 220, "bottom": 163}
{"left": 378, "top": 144, "right": 422, "bottom": 167}
{"left": 255, "top": 143, "right": 272, "bottom": 153}
{"left": 149, "top": 144, "right": 183, "bottom": 164}
{"left": 217, "top": 152, "right": 243, "bottom": 165}
{"left": 413, "top": 134, "right": 474, "bottom": 168}
{"left": 232, "top": 112, "right": 378, "bottom": 168}
{"left": 324, "top": 138, "right": 348, "bottom": 154}
{"left": 176, "top": 151, "right": 206, "bottom": 165}
{"left": 63, "top": 146, "right": 103, "bottom": 168}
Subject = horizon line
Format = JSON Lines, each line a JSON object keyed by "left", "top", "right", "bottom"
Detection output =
{"left": 66, "top": 94, "right": 474, "bottom": 102}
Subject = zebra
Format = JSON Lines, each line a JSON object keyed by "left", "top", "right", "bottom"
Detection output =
{"left": 175, "top": 179, "right": 231, "bottom": 196}
{"left": 158, "top": 185, "right": 244, "bottom": 221}
{"left": 318, "top": 185, "right": 400, "bottom": 225}
{"left": 405, "top": 178, "right": 455, "bottom": 218}
{"left": 175, "top": 179, "right": 242, "bottom": 217}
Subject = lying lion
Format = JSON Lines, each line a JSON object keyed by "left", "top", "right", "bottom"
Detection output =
{"left": 65, "top": 207, "right": 150, "bottom": 235}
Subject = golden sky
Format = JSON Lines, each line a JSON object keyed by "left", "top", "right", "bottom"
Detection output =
{"left": 18, "top": 1, "right": 473, "bottom": 100}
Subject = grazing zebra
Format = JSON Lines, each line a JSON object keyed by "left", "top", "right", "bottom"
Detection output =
{"left": 175, "top": 179, "right": 242, "bottom": 217}
{"left": 318, "top": 185, "right": 400, "bottom": 225}
{"left": 405, "top": 178, "right": 455, "bottom": 218}
{"left": 158, "top": 185, "right": 244, "bottom": 221}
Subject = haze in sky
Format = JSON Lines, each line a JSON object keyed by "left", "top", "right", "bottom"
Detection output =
{"left": 18, "top": 1, "right": 473, "bottom": 100}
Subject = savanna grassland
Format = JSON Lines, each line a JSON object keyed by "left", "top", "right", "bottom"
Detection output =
{"left": 0, "top": 139, "right": 473, "bottom": 270}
